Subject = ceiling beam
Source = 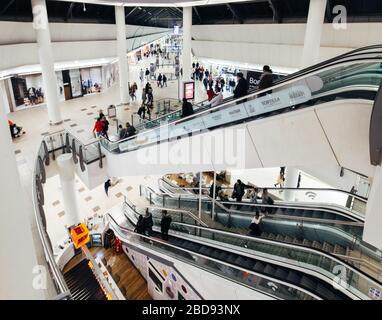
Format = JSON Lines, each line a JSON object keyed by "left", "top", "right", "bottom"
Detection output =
{"left": 226, "top": 3, "right": 243, "bottom": 24}
{"left": 0, "top": 0, "right": 16, "bottom": 17}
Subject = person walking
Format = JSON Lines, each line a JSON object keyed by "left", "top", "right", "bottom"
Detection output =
{"left": 160, "top": 210, "right": 172, "bottom": 241}
{"left": 93, "top": 117, "right": 105, "bottom": 138}
{"left": 139, "top": 69, "right": 144, "bottom": 83}
{"left": 157, "top": 73, "right": 163, "bottom": 88}
{"left": 233, "top": 179, "right": 250, "bottom": 203}
{"left": 203, "top": 77, "right": 208, "bottom": 90}
{"left": 101, "top": 115, "right": 109, "bottom": 140}
{"left": 162, "top": 74, "right": 167, "bottom": 87}
{"left": 145, "top": 68, "right": 150, "bottom": 81}
{"left": 104, "top": 179, "right": 111, "bottom": 196}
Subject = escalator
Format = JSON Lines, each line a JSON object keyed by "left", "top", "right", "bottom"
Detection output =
{"left": 63, "top": 259, "right": 107, "bottom": 300}
{"left": 42, "top": 45, "right": 382, "bottom": 178}
{"left": 140, "top": 184, "right": 382, "bottom": 280}
{"left": 112, "top": 200, "right": 382, "bottom": 300}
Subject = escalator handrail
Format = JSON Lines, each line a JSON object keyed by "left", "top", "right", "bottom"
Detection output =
{"left": 160, "top": 176, "right": 368, "bottom": 202}
{"left": 100, "top": 56, "right": 382, "bottom": 151}
{"left": 123, "top": 203, "right": 372, "bottom": 299}
{"left": 143, "top": 184, "right": 364, "bottom": 223}
{"left": 106, "top": 212, "right": 321, "bottom": 300}
{"left": 134, "top": 46, "right": 382, "bottom": 132}
{"left": 124, "top": 201, "right": 381, "bottom": 295}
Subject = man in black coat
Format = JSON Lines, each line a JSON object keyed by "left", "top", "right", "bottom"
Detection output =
{"left": 160, "top": 210, "right": 172, "bottom": 240}
{"left": 233, "top": 72, "right": 248, "bottom": 99}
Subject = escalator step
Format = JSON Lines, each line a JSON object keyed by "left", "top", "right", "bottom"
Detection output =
{"left": 323, "top": 242, "right": 334, "bottom": 253}
{"left": 312, "top": 241, "right": 323, "bottom": 250}
{"left": 253, "top": 261, "right": 266, "bottom": 272}
{"left": 286, "top": 271, "right": 301, "bottom": 284}
{"left": 240, "top": 259, "right": 255, "bottom": 270}
{"left": 198, "top": 246, "right": 209, "bottom": 255}
{"left": 292, "top": 238, "right": 302, "bottom": 245}
{"left": 234, "top": 256, "right": 250, "bottom": 267}
{"left": 217, "top": 251, "right": 230, "bottom": 261}
{"left": 226, "top": 254, "right": 238, "bottom": 264}
{"left": 302, "top": 210, "right": 313, "bottom": 218}
{"left": 312, "top": 211, "right": 323, "bottom": 219}
{"left": 284, "top": 236, "right": 293, "bottom": 243}
{"left": 302, "top": 239, "right": 312, "bottom": 246}
{"left": 276, "top": 234, "right": 284, "bottom": 242}
{"left": 267, "top": 234, "right": 277, "bottom": 240}
{"left": 263, "top": 264, "right": 276, "bottom": 275}
{"left": 334, "top": 244, "right": 346, "bottom": 255}
{"left": 210, "top": 249, "right": 222, "bottom": 259}
{"left": 274, "top": 268, "right": 289, "bottom": 279}
{"left": 323, "top": 212, "right": 335, "bottom": 220}
{"left": 300, "top": 276, "right": 316, "bottom": 290}
{"left": 315, "top": 283, "right": 337, "bottom": 300}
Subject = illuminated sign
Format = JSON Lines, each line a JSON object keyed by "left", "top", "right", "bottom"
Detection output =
{"left": 70, "top": 223, "right": 90, "bottom": 249}
{"left": 183, "top": 81, "right": 195, "bottom": 100}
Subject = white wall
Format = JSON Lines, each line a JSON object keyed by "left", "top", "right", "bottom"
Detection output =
{"left": 0, "top": 21, "right": 169, "bottom": 70}
{"left": 191, "top": 23, "right": 382, "bottom": 69}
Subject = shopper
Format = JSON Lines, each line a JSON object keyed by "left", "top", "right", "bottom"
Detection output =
{"left": 233, "top": 72, "right": 248, "bottom": 100}
{"left": 250, "top": 188, "right": 260, "bottom": 213}
{"left": 145, "top": 68, "right": 150, "bottom": 81}
{"left": 203, "top": 77, "right": 208, "bottom": 90}
{"left": 181, "top": 98, "right": 194, "bottom": 118}
{"left": 157, "top": 73, "right": 163, "bottom": 88}
{"left": 134, "top": 215, "right": 145, "bottom": 234}
{"left": 143, "top": 208, "right": 154, "bottom": 236}
{"left": 8, "top": 120, "right": 24, "bottom": 138}
{"left": 207, "top": 86, "right": 215, "bottom": 101}
{"left": 139, "top": 69, "right": 144, "bottom": 83}
{"left": 125, "top": 122, "right": 137, "bottom": 138}
{"left": 249, "top": 212, "right": 265, "bottom": 237}
{"left": 209, "top": 182, "right": 222, "bottom": 199}
{"left": 118, "top": 124, "right": 127, "bottom": 140}
{"left": 160, "top": 210, "right": 172, "bottom": 241}
{"left": 220, "top": 78, "right": 226, "bottom": 92}
{"left": 210, "top": 87, "right": 223, "bottom": 107}
{"left": 258, "top": 65, "right": 273, "bottom": 96}
{"left": 261, "top": 188, "right": 275, "bottom": 214}
{"left": 232, "top": 179, "right": 250, "bottom": 203}
{"left": 162, "top": 74, "right": 167, "bottom": 87}
{"left": 101, "top": 115, "right": 109, "bottom": 140}
{"left": 93, "top": 117, "right": 105, "bottom": 138}
{"left": 104, "top": 179, "right": 111, "bottom": 196}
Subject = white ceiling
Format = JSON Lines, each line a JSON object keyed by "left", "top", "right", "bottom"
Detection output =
{"left": 52, "top": 0, "right": 254, "bottom": 8}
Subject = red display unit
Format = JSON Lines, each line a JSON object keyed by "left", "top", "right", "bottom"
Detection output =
{"left": 183, "top": 81, "right": 195, "bottom": 100}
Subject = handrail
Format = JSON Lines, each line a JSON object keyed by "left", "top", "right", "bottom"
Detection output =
{"left": 121, "top": 201, "right": 380, "bottom": 299}
{"left": 148, "top": 205, "right": 208, "bottom": 227}
{"left": 32, "top": 141, "right": 70, "bottom": 297}
{"left": 142, "top": 184, "right": 363, "bottom": 223}
{"left": 160, "top": 177, "right": 368, "bottom": 202}
{"left": 106, "top": 213, "right": 320, "bottom": 300}
{"left": 97, "top": 57, "right": 382, "bottom": 152}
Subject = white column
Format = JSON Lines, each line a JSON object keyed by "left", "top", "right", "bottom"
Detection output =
{"left": 182, "top": 6, "right": 192, "bottom": 81}
{"left": 31, "top": 0, "right": 62, "bottom": 125}
{"left": 0, "top": 89, "right": 43, "bottom": 299}
{"left": 115, "top": 6, "right": 130, "bottom": 105}
{"left": 284, "top": 167, "right": 300, "bottom": 201}
{"left": 363, "top": 166, "right": 382, "bottom": 250}
{"left": 301, "top": 0, "right": 327, "bottom": 68}
{"left": 57, "top": 154, "right": 81, "bottom": 227}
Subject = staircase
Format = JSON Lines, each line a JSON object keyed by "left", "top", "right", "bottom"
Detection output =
{"left": 63, "top": 259, "right": 107, "bottom": 300}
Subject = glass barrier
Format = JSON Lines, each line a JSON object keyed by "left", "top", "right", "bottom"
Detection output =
{"left": 33, "top": 140, "right": 71, "bottom": 299}
{"left": 107, "top": 213, "right": 320, "bottom": 300}
{"left": 120, "top": 201, "right": 381, "bottom": 300}
{"left": 99, "top": 59, "right": 382, "bottom": 155}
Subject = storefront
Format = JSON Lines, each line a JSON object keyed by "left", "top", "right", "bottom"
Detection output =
{"left": 1, "top": 61, "right": 119, "bottom": 113}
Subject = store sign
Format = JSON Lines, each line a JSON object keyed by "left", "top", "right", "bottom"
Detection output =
{"left": 183, "top": 81, "right": 195, "bottom": 100}
{"left": 70, "top": 223, "right": 90, "bottom": 249}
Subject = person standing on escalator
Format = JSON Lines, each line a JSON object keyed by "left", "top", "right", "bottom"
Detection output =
{"left": 143, "top": 208, "right": 154, "bottom": 236}
{"left": 258, "top": 65, "right": 273, "bottom": 97}
{"left": 233, "top": 72, "right": 248, "bottom": 102}
{"left": 160, "top": 210, "right": 172, "bottom": 241}
{"left": 249, "top": 212, "right": 265, "bottom": 237}
{"left": 233, "top": 179, "right": 251, "bottom": 209}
